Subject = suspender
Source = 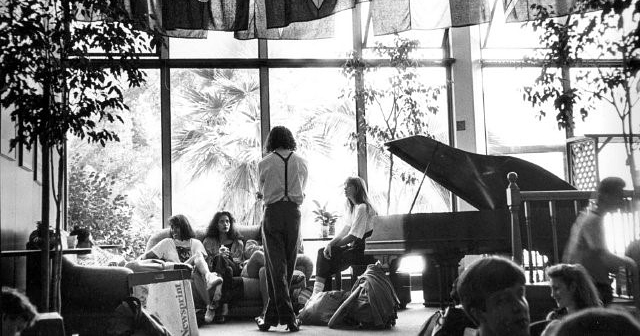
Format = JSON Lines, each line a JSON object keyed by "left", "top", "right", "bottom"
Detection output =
{"left": 273, "top": 151, "right": 293, "bottom": 202}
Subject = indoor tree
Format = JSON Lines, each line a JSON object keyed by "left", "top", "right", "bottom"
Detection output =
{"left": 1, "top": 0, "right": 160, "bottom": 311}
{"left": 523, "top": 0, "right": 640, "bottom": 191}
{"left": 342, "top": 34, "right": 443, "bottom": 214}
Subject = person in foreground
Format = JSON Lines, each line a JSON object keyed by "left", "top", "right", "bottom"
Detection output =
{"left": 457, "top": 255, "right": 530, "bottom": 336}
{"left": 1, "top": 287, "right": 38, "bottom": 336}
{"left": 126, "top": 214, "right": 223, "bottom": 323}
{"left": 563, "top": 177, "right": 640, "bottom": 309}
{"left": 203, "top": 211, "right": 265, "bottom": 324}
{"left": 255, "top": 126, "right": 308, "bottom": 332}
{"left": 539, "top": 263, "right": 602, "bottom": 336}
{"left": 548, "top": 307, "right": 640, "bottom": 336}
{"left": 312, "top": 176, "right": 377, "bottom": 296}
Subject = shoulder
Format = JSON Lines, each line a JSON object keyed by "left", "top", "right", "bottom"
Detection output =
{"left": 191, "top": 239, "right": 205, "bottom": 248}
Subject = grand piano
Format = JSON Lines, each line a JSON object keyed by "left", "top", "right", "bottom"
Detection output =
{"left": 365, "top": 135, "right": 576, "bottom": 307}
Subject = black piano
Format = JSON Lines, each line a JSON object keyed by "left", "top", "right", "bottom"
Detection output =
{"left": 365, "top": 135, "right": 576, "bottom": 307}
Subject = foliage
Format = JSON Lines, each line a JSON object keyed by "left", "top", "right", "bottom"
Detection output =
{"left": 68, "top": 157, "right": 153, "bottom": 259}
{"left": 2, "top": 0, "right": 161, "bottom": 151}
{"left": 311, "top": 200, "right": 338, "bottom": 227}
{"left": 171, "top": 69, "right": 347, "bottom": 225}
{"left": 523, "top": 0, "right": 640, "bottom": 188}
{"left": 342, "top": 34, "right": 443, "bottom": 213}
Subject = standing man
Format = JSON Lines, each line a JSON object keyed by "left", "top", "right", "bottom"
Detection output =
{"left": 563, "top": 177, "right": 640, "bottom": 309}
{"left": 255, "top": 126, "right": 308, "bottom": 332}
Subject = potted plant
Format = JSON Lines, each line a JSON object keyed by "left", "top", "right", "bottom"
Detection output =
{"left": 312, "top": 200, "right": 338, "bottom": 238}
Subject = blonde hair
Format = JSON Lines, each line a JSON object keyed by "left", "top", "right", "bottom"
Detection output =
{"left": 344, "top": 176, "right": 377, "bottom": 217}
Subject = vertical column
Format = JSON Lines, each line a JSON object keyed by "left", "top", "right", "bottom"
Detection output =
{"left": 160, "top": 37, "right": 171, "bottom": 227}
{"left": 259, "top": 39, "right": 270, "bottom": 150}
{"left": 352, "top": 4, "right": 367, "bottom": 182}
{"left": 449, "top": 26, "right": 485, "bottom": 211}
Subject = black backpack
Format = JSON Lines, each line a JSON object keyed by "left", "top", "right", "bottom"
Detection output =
{"left": 419, "top": 305, "right": 476, "bottom": 336}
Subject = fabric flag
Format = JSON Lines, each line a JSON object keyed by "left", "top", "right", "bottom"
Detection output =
{"left": 235, "top": 0, "right": 341, "bottom": 40}
{"left": 503, "top": 0, "right": 603, "bottom": 23}
{"left": 264, "top": 0, "right": 358, "bottom": 29}
{"left": 371, "top": 0, "right": 494, "bottom": 35}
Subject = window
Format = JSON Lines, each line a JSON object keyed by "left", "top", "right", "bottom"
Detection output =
{"left": 170, "top": 68, "right": 261, "bottom": 227}
{"left": 67, "top": 70, "right": 162, "bottom": 257}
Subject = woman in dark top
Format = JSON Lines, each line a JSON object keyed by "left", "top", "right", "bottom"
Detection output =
{"left": 203, "top": 211, "right": 264, "bottom": 324}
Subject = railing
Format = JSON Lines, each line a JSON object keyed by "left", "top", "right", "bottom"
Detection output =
{"left": 507, "top": 172, "right": 639, "bottom": 288}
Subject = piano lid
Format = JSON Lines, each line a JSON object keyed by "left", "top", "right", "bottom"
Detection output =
{"left": 385, "top": 135, "right": 576, "bottom": 210}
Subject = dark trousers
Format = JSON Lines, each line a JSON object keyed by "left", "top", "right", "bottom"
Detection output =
{"left": 262, "top": 201, "right": 301, "bottom": 325}
{"left": 209, "top": 255, "right": 242, "bottom": 303}
{"left": 316, "top": 246, "right": 373, "bottom": 291}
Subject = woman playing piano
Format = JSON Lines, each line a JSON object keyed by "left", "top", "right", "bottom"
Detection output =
{"left": 312, "top": 176, "right": 378, "bottom": 296}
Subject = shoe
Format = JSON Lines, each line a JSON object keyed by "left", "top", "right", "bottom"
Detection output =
{"left": 255, "top": 316, "right": 276, "bottom": 332}
{"left": 214, "top": 303, "right": 228, "bottom": 324}
{"left": 204, "top": 304, "right": 216, "bottom": 324}
{"left": 206, "top": 272, "right": 223, "bottom": 290}
{"left": 286, "top": 318, "right": 301, "bottom": 332}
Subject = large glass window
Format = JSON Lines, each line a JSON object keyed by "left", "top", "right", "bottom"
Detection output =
{"left": 67, "top": 70, "right": 162, "bottom": 258}
{"left": 363, "top": 67, "right": 450, "bottom": 215}
{"left": 170, "top": 68, "right": 261, "bottom": 228}
{"left": 482, "top": 67, "right": 567, "bottom": 178}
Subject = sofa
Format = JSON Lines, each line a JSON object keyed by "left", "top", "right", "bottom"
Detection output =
{"left": 144, "top": 225, "right": 314, "bottom": 318}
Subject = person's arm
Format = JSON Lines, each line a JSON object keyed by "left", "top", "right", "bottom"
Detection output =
{"left": 601, "top": 252, "right": 640, "bottom": 309}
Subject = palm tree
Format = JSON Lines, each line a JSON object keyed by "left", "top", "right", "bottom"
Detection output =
{"left": 172, "top": 69, "right": 352, "bottom": 225}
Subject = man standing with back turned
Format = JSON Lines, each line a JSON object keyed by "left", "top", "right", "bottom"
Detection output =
{"left": 255, "top": 126, "right": 308, "bottom": 332}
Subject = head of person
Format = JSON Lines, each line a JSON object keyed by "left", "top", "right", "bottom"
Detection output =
{"left": 457, "top": 256, "right": 530, "bottom": 336}
{"left": 551, "top": 307, "right": 640, "bottom": 336}
{"left": 1, "top": 287, "right": 38, "bottom": 336}
{"left": 343, "top": 176, "right": 377, "bottom": 215}
{"left": 168, "top": 214, "right": 195, "bottom": 241}
{"left": 595, "top": 177, "right": 626, "bottom": 213}
{"left": 265, "top": 126, "right": 296, "bottom": 152}
{"left": 546, "top": 263, "right": 601, "bottom": 313}
{"left": 69, "top": 226, "right": 92, "bottom": 248}
{"left": 206, "top": 211, "right": 241, "bottom": 240}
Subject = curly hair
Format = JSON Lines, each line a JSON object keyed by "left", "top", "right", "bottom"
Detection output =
{"left": 546, "top": 263, "right": 602, "bottom": 309}
{"left": 206, "top": 211, "right": 242, "bottom": 240}
{"left": 168, "top": 214, "right": 195, "bottom": 240}
{"left": 265, "top": 126, "right": 297, "bottom": 152}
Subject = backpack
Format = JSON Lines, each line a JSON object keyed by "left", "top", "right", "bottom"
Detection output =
{"left": 109, "top": 296, "right": 172, "bottom": 336}
{"left": 328, "top": 263, "right": 400, "bottom": 329}
{"left": 419, "top": 305, "right": 476, "bottom": 336}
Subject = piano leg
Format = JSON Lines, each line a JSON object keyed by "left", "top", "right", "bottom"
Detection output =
{"left": 388, "top": 258, "right": 412, "bottom": 309}
{"left": 422, "top": 254, "right": 462, "bottom": 308}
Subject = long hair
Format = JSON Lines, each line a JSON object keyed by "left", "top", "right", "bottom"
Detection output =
{"left": 168, "top": 214, "right": 195, "bottom": 240}
{"left": 265, "top": 126, "right": 297, "bottom": 152}
{"left": 345, "top": 176, "right": 377, "bottom": 217}
{"left": 206, "top": 211, "right": 242, "bottom": 240}
{"left": 546, "top": 263, "right": 602, "bottom": 309}
{"left": 1, "top": 286, "right": 38, "bottom": 327}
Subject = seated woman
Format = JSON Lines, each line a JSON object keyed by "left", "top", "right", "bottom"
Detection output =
{"left": 203, "top": 211, "right": 265, "bottom": 324}
{"left": 125, "top": 214, "right": 223, "bottom": 322}
{"left": 312, "top": 176, "right": 377, "bottom": 296}
{"left": 540, "top": 263, "right": 602, "bottom": 336}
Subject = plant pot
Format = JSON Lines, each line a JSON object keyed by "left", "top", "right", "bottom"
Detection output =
{"left": 321, "top": 225, "right": 329, "bottom": 238}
